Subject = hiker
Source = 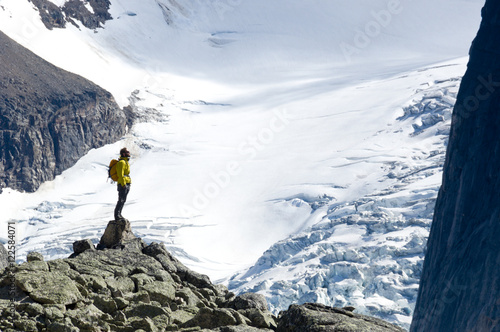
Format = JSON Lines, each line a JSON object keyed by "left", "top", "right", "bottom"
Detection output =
{"left": 114, "top": 147, "right": 132, "bottom": 220}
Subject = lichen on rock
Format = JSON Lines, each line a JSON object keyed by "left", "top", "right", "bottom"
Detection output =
{"left": 0, "top": 229, "right": 405, "bottom": 331}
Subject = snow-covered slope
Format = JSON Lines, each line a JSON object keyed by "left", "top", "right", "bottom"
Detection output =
{"left": 0, "top": 0, "right": 485, "bottom": 329}
{"left": 227, "top": 64, "right": 463, "bottom": 329}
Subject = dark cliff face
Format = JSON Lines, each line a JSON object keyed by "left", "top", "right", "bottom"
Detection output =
{"left": 411, "top": 1, "right": 500, "bottom": 331}
{"left": 0, "top": 30, "right": 127, "bottom": 192}
{"left": 29, "top": 0, "right": 112, "bottom": 30}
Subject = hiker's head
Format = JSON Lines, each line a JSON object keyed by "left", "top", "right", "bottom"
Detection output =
{"left": 120, "top": 148, "right": 131, "bottom": 158}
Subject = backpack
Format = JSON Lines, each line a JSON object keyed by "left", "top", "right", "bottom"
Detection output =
{"left": 108, "top": 159, "right": 119, "bottom": 182}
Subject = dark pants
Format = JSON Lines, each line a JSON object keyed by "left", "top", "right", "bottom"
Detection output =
{"left": 114, "top": 184, "right": 130, "bottom": 220}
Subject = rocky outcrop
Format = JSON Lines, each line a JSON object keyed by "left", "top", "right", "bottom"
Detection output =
{"left": 28, "top": 0, "right": 112, "bottom": 30}
{"left": 0, "top": 30, "right": 127, "bottom": 192}
{"left": 97, "top": 219, "right": 137, "bottom": 250}
{"left": 0, "top": 237, "right": 404, "bottom": 331}
{"left": 278, "top": 303, "right": 405, "bottom": 332}
{"left": 411, "top": 1, "right": 500, "bottom": 331}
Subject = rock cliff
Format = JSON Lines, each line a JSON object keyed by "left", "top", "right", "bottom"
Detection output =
{"left": 411, "top": 1, "right": 500, "bottom": 331}
{"left": 28, "top": 0, "right": 112, "bottom": 30}
{"left": 0, "top": 221, "right": 404, "bottom": 332}
{"left": 0, "top": 30, "right": 127, "bottom": 192}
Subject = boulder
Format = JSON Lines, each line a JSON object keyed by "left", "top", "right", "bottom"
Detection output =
{"left": 72, "top": 239, "right": 95, "bottom": 256}
{"left": 277, "top": 303, "right": 405, "bottom": 332}
{"left": 185, "top": 307, "right": 239, "bottom": 329}
{"left": 141, "top": 280, "right": 176, "bottom": 305}
{"left": 230, "top": 293, "right": 268, "bottom": 311}
{"left": 26, "top": 252, "right": 44, "bottom": 262}
{"left": 98, "top": 219, "right": 137, "bottom": 249}
{"left": 15, "top": 271, "right": 82, "bottom": 305}
{"left": 239, "top": 309, "right": 277, "bottom": 330}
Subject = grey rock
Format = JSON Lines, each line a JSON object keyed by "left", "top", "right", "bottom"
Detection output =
{"left": 130, "top": 273, "right": 156, "bottom": 288}
{"left": 114, "top": 310, "right": 127, "bottom": 322}
{"left": 65, "top": 303, "right": 106, "bottom": 329}
{"left": 124, "top": 303, "right": 170, "bottom": 319}
{"left": 176, "top": 287, "right": 203, "bottom": 307}
{"left": 26, "top": 252, "right": 44, "bottom": 262}
{"left": 15, "top": 260, "right": 49, "bottom": 272}
{"left": 141, "top": 280, "right": 176, "bottom": 305}
{"left": 44, "top": 306, "right": 65, "bottom": 320}
{"left": 80, "top": 274, "right": 107, "bottom": 293}
{"left": 16, "top": 302, "right": 44, "bottom": 316}
{"left": 106, "top": 276, "right": 136, "bottom": 296}
{"left": 47, "top": 259, "right": 71, "bottom": 272}
{"left": 343, "top": 306, "right": 356, "bottom": 312}
{"left": 202, "top": 327, "right": 273, "bottom": 332}
{"left": 170, "top": 309, "right": 196, "bottom": 325}
{"left": 90, "top": 293, "right": 118, "bottom": 314}
{"left": 98, "top": 219, "right": 137, "bottom": 249}
{"left": 185, "top": 307, "right": 239, "bottom": 329}
{"left": 47, "top": 321, "right": 79, "bottom": 332}
{"left": 131, "top": 316, "right": 159, "bottom": 332}
{"left": 239, "top": 309, "right": 277, "bottom": 329}
{"left": 14, "top": 318, "right": 38, "bottom": 332}
{"left": 230, "top": 293, "right": 268, "bottom": 311}
{"left": 411, "top": 1, "right": 500, "bottom": 331}
{"left": 126, "top": 290, "right": 151, "bottom": 304}
{"left": 277, "top": 303, "right": 405, "bottom": 332}
{"left": 15, "top": 271, "right": 82, "bottom": 305}
{"left": 72, "top": 239, "right": 95, "bottom": 256}
{"left": 115, "top": 297, "right": 130, "bottom": 310}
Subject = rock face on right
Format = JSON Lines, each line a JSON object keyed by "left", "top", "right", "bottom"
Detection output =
{"left": 278, "top": 303, "right": 405, "bottom": 332}
{"left": 411, "top": 1, "right": 500, "bottom": 331}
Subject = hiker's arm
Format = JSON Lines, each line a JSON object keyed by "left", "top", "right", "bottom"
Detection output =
{"left": 116, "top": 161, "right": 126, "bottom": 186}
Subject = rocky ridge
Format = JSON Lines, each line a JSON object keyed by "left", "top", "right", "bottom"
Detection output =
{"left": 0, "top": 220, "right": 404, "bottom": 332}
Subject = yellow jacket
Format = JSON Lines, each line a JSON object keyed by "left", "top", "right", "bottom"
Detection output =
{"left": 116, "top": 157, "right": 131, "bottom": 187}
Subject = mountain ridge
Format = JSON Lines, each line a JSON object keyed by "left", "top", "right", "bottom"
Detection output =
{"left": 0, "top": 29, "right": 127, "bottom": 192}
{"left": 0, "top": 225, "right": 405, "bottom": 332}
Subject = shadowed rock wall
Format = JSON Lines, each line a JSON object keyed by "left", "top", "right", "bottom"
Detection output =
{"left": 411, "top": 1, "right": 500, "bottom": 331}
{"left": 0, "top": 30, "right": 127, "bottom": 192}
